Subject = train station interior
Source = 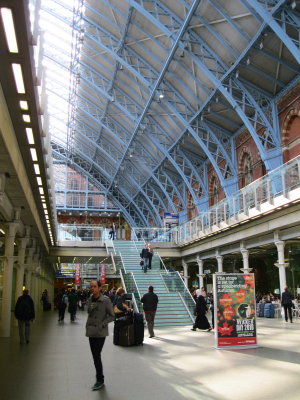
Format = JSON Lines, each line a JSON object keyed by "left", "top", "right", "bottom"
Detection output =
{"left": 0, "top": 1, "right": 300, "bottom": 399}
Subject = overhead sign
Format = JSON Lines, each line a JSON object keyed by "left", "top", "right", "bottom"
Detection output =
{"left": 213, "top": 273, "right": 257, "bottom": 350}
{"left": 163, "top": 212, "right": 179, "bottom": 225}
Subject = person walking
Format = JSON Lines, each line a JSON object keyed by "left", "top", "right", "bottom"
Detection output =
{"left": 141, "top": 286, "right": 158, "bottom": 338}
{"left": 281, "top": 286, "right": 293, "bottom": 323}
{"left": 147, "top": 243, "right": 153, "bottom": 269}
{"left": 191, "top": 295, "right": 212, "bottom": 332}
{"left": 86, "top": 280, "right": 115, "bottom": 391}
{"left": 68, "top": 288, "right": 78, "bottom": 322}
{"left": 140, "top": 244, "right": 150, "bottom": 273}
{"left": 57, "top": 289, "right": 68, "bottom": 322}
{"left": 14, "top": 289, "right": 35, "bottom": 344}
{"left": 109, "top": 223, "right": 116, "bottom": 240}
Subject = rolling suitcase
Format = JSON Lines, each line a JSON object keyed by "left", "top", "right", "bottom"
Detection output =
{"left": 258, "top": 303, "right": 265, "bottom": 317}
{"left": 133, "top": 312, "right": 144, "bottom": 345}
{"left": 113, "top": 314, "right": 133, "bottom": 346}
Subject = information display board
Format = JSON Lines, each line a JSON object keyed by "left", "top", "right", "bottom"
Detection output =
{"left": 213, "top": 273, "right": 257, "bottom": 349}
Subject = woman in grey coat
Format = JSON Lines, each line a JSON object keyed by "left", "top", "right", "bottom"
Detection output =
{"left": 86, "top": 281, "right": 115, "bottom": 390}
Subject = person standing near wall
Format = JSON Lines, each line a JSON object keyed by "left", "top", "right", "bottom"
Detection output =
{"left": 86, "top": 280, "right": 115, "bottom": 390}
{"left": 14, "top": 289, "right": 35, "bottom": 344}
{"left": 141, "top": 286, "right": 158, "bottom": 338}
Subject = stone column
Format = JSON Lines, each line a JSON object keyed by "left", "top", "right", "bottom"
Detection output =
{"left": 25, "top": 247, "right": 35, "bottom": 294}
{"left": 0, "top": 223, "right": 17, "bottom": 337}
{"left": 15, "top": 237, "right": 29, "bottom": 301}
{"left": 182, "top": 260, "right": 189, "bottom": 288}
{"left": 240, "top": 243, "right": 252, "bottom": 273}
{"left": 216, "top": 251, "right": 223, "bottom": 273}
{"left": 274, "top": 240, "right": 289, "bottom": 296}
{"left": 196, "top": 256, "right": 204, "bottom": 288}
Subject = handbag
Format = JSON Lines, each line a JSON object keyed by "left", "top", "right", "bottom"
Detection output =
{"left": 113, "top": 303, "right": 128, "bottom": 314}
{"left": 140, "top": 260, "right": 144, "bottom": 266}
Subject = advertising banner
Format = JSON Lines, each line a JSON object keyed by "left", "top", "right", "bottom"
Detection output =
{"left": 74, "top": 264, "right": 81, "bottom": 285}
{"left": 100, "top": 264, "right": 106, "bottom": 285}
{"left": 213, "top": 273, "right": 257, "bottom": 349}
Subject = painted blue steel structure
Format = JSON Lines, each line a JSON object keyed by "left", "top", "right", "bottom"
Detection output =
{"left": 38, "top": 0, "right": 300, "bottom": 226}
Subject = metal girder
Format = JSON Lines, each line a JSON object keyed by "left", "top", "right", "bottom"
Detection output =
{"left": 154, "top": 97, "right": 238, "bottom": 195}
{"left": 52, "top": 143, "right": 146, "bottom": 226}
{"left": 52, "top": 142, "right": 149, "bottom": 225}
{"left": 241, "top": 0, "right": 300, "bottom": 64}
{"left": 153, "top": 168, "right": 185, "bottom": 210}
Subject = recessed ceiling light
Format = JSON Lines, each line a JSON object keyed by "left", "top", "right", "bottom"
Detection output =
{"left": 30, "top": 148, "right": 37, "bottom": 161}
{"left": 0, "top": 8, "right": 18, "bottom": 53}
{"left": 12, "top": 63, "right": 25, "bottom": 93}
{"left": 19, "top": 100, "right": 28, "bottom": 110}
{"left": 34, "top": 164, "right": 40, "bottom": 175}
{"left": 36, "top": 177, "right": 42, "bottom": 186}
{"left": 26, "top": 128, "right": 34, "bottom": 145}
{"left": 22, "top": 114, "right": 31, "bottom": 123}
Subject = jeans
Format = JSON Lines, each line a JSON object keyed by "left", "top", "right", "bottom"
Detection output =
{"left": 89, "top": 337, "right": 106, "bottom": 382}
{"left": 18, "top": 320, "right": 30, "bottom": 343}
{"left": 143, "top": 258, "right": 149, "bottom": 273}
{"left": 145, "top": 312, "right": 156, "bottom": 336}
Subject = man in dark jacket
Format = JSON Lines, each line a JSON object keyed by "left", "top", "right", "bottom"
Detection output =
{"left": 14, "top": 289, "right": 35, "bottom": 344}
{"left": 281, "top": 286, "right": 293, "bottom": 323}
{"left": 141, "top": 286, "right": 158, "bottom": 338}
{"left": 140, "top": 244, "right": 150, "bottom": 273}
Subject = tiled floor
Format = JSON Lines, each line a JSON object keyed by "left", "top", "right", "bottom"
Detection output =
{"left": 0, "top": 310, "right": 299, "bottom": 400}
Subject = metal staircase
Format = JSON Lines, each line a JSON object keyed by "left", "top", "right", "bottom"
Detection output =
{"left": 112, "top": 240, "right": 195, "bottom": 326}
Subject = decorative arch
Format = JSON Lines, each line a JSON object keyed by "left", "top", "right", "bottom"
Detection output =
{"left": 209, "top": 174, "right": 220, "bottom": 207}
{"left": 238, "top": 147, "right": 254, "bottom": 188}
{"left": 282, "top": 108, "right": 300, "bottom": 146}
{"left": 281, "top": 108, "right": 300, "bottom": 163}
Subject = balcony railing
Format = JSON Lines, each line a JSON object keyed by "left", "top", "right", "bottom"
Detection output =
{"left": 149, "top": 155, "right": 300, "bottom": 245}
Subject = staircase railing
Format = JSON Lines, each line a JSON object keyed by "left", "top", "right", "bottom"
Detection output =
{"left": 160, "top": 271, "right": 195, "bottom": 316}
{"left": 120, "top": 268, "right": 143, "bottom": 312}
{"left": 178, "top": 292, "right": 195, "bottom": 323}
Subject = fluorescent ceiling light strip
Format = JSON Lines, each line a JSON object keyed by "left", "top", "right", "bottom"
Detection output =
{"left": 20, "top": 100, "right": 28, "bottom": 110}
{"left": 0, "top": 8, "right": 18, "bottom": 53}
{"left": 30, "top": 148, "right": 37, "bottom": 161}
{"left": 12, "top": 63, "right": 25, "bottom": 93}
{"left": 37, "top": 177, "right": 42, "bottom": 186}
{"left": 34, "top": 164, "right": 40, "bottom": 175}
{"left": 39, "top": 187, "right": 44, "bottom": 195}
{"left": 26, "top": 128, "right": 34, "bottom": 145}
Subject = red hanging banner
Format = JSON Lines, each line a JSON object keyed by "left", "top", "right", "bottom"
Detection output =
{"left": 100, "top": 264, "right": 106, "bottom": 285}
{"left": 74, "top": 264, "right": 81, "bottom": 285}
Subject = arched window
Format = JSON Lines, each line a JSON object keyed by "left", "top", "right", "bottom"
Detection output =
{"left": 209, "top": 176, "right": 219, "bottom": 206}
{"left": 71, "top": 178, "right": 79, "bottom": 190}
{"left": 240, "top": 152, "right": 253, "bottom": 188}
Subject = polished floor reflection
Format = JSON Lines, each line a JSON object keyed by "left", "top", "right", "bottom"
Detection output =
{"left": 0, "top": 310, "right": 299, "bottom": 400}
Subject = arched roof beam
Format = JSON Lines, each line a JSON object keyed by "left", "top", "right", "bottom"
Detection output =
{"left": 157, "top": 99, "right": 237, "bottom": 193}
{"left": 241, "top": 0, "right": 300, "bottom": 64}
{"left": 53, "top": 143, "right": 149, "bottom": 226}
{"left": 154, "top": 168, "right": 185, "bottom": 209}
{"left": 145, "top": 133, "right": 202, "bottom": 213}
{"left": 129, "top": 0, "right": 283, "bottom": 170}
{"left": 51, "top": 144, "right": 139, "bottom": 226}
